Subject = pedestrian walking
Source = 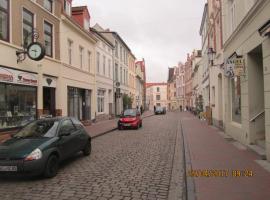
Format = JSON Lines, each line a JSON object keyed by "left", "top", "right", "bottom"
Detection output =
{"left": 154, "top": 105, "right": 156, "bottom": 112}
{"left": 140, "top": 105, "right": 143, "bottom": 114}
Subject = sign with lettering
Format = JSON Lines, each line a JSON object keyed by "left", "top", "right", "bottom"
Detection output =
{"left": 234, "top": 57, "right": 245, "bottom": 76}
{"left": 0, "top": 66, "right": 38, "bottom": 86}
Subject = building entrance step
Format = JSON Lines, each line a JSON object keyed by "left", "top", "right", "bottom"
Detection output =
{"left": 248, "top": 144, "right": 266, "bottom": 160}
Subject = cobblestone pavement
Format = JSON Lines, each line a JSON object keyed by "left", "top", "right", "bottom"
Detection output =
{"left": 0, "top": 112, "right": 184, "bottom": 200}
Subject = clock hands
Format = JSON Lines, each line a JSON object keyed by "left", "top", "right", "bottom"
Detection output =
{"left": 32, "top": 49, "right": 37, "bottom": 57}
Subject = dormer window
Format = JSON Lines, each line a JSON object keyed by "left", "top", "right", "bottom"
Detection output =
{"left": 84, "top": 18, "right": 89, "bottom": 30}
{"left": 64, "top": 0, "right": 71, "bottom": 16}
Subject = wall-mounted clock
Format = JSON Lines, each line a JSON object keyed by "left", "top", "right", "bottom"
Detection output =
{"left": 27, "top": 42, "right": 46, "bottom": 61}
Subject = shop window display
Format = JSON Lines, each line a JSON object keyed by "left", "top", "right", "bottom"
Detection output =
{"left": 231, "top": 76, "right": 241, "bottom": 123}
{"left": 0, "top": 84, "right": 36, "bottom": 129}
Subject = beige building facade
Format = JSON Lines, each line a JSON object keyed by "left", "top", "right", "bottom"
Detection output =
{"left": 222, "top": 0, "right": 270, "bottom": 160}
{"left": 59, "top": 5, "right": 97, "bottom": 122}
{"left": 0, "top": 0, "right": 62, "bottom": 131}
{"left": 146, "top": 83, "right": 168, "bottom": 111}
{"left": 208, "top": 0, "right": 225, "bottom": 129}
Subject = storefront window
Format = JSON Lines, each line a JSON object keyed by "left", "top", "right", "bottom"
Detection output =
{"left": 68, "top": 87, "right": 91, "bottom": 121}
{"left": 231, "top": 76, "right": 241, "bottom": 123}
{"left": 97, "top": 89, "right": 105, "bottom": 113}
{"left": 0, "top": 84, "right": 36, "bottom": 130}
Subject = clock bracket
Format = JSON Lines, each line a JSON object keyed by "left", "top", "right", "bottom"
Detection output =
{"left": 16, "top": 29, "right": 40, "bottom": 63}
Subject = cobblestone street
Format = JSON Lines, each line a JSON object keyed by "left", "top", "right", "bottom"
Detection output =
{"left": 0, "top": 112, "right": 184, "bottom": 200}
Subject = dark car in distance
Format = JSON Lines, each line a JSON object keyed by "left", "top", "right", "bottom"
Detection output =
{"left": 0, "top": 117, "right": 91, "bottom": 178}
{"left": 118, "top": 109, "right": 142, "bottom": 130}
{"left": 155, "top": 106, "right": 166, "bottom": 115}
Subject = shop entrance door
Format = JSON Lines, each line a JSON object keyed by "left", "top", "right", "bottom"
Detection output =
{"left": 248, "top": 45, "right": 265, "bottom": 147}
{"left": 43, "top": 87, "right": 56, "bottom": 116}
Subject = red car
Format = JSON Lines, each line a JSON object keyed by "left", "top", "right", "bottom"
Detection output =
{"left": 118, "top": 109, "right": 142, "bottom": 130}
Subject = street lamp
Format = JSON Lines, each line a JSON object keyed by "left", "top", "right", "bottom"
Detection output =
{"left": 207, "top": 47, "right": 216, "bottom": 66}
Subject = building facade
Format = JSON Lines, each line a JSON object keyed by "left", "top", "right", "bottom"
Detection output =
{"left": 135, "top": 59, "right": 146, "bottom": 110}
{"left": 167, "top": 67, "right": 177, "bottom": 111}
{"left": 221, "top": 0, "right": 270, "bottom": 160}
{"left": 59, "top": 3, "right": 97, "bottom": 123}
{"left": 176, "top": 62, "right": 185, "bottom": 110}
{"left": 0, "top": 0, "right": 62, "bottom": 131}
{"left": 207, "top": 0, "right": 225, "bottom": 129}
{"left": 200, "top": 3, "right": 210, "bottom": 114}
{"left": 184, "top": 54, "right": 193, "bottom": 109}
{"left": 191, "top": 50, "right": 202, "bottom": 110}
{"left": 91, "top": 24, "right": 114, "bottom": 121}
{"left": 100, "top": 31, "right": 130, "bottom": 115}
{"left": 128, "top": 52, "right": 136, "bottom": 109}
{"left": 146, "top": 83, "right": 168, "bottom": 111}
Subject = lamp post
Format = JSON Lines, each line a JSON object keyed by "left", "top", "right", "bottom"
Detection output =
{"left": 206, "top": 47, "right": 216, "bottom": 125}
{"left": 207, "top": 47, "right": 216, "bottom": 67}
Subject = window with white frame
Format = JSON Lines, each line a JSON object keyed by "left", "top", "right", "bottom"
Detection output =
{"left": 229, "top": 0, "right": 236, "bottom": 33}
{"left": 68, "top": 39, "right": 72, "bottom": 65}
{"left": 108, "top": 59, "right": 111, "bottom": 78}
{"left": 123, "top": 69, "right": 126, "bottom": 84}
{"left": 97, "top": 89, "right": 105, "bottom": 113}
{"left": 97, "top": 52, "right": 100, "bottom": 74}
{"left": 231, "top": 76, "right": 241, "bottom": 123}
{"left": 120, "top": 46, "right": 123, "bottom": 61}
{"left": 126, "top": 70, "right": 128, "bottom": 85}
{"left": 120, "top": 66, "right": 123, "bottom": 83}
{"left": 79, "top": 46, "right": 84, "bottom": 69}
{"left": 64, "top": 0, "right": 71, "bottom": 16}
{"left": 157, "top": 87, "right": 160, "bottom": 92}
{"left": 115, "top": 41, "right": 118, "bottom": 57}
{"left": 84, "top": 18, "right": 89, "bottom": 30}
{"left": 115, "top": 63, "right": 118, "bottom": 81}
{"left": 87, "top": 51, "right": 91, "bottom": 72}
{"left": 103, "top": 55, "right": 106, "bottom": 75}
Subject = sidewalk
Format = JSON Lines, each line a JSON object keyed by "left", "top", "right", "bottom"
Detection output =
{"left": 180, "top": 112, "right": 270, "bottom": 200}
{"left": 85, "top": 110, "right": 154, "bottom": 138}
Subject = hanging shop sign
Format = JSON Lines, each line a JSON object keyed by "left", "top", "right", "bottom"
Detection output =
{"left": 224, "top": 54, "right": 245, "bottom": 78}
{"left": 234, "top": 57, "right": 245, "bottom": 76}
{"left": 224, "top": 58, "right": 234, "bottom": 78}
{"left": 0, "top": 66, "right": 38, "bottom": 86}
{"left": 42, "top": 76, "right": 57, "bottom": 88}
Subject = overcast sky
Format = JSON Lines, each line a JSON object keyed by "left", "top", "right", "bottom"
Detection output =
{"left": 73, "top": 0, "right": 205, "bottom": 82}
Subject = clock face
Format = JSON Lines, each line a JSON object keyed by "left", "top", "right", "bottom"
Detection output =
{"left": 27, "top": 42, "right": 45, "bottom": 61}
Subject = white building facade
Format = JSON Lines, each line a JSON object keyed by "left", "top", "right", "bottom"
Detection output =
{"left": 91, "top": 24, "right": 114, "bottom": 121}
{"left": 222, "top": 0, "right": 270, "bottom": 160}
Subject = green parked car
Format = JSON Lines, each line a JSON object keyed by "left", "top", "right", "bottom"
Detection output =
{"left": 0, "top": 117, "right": 91, "bottom": 178}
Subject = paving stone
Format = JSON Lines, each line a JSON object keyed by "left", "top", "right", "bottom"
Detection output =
{"left": 0, "top": 112, "right": 184, "bottom": 200}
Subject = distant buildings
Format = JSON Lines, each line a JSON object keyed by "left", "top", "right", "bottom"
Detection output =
{"left": 166, "top": 0, "right": 270, "bottom": 162}
{"left": 146, "top": 83, "right": 168, "bottom": 111}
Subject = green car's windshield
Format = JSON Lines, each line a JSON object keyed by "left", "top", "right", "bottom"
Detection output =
{"left": 14, "top": 120, "right": 59, "bottom": 138}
